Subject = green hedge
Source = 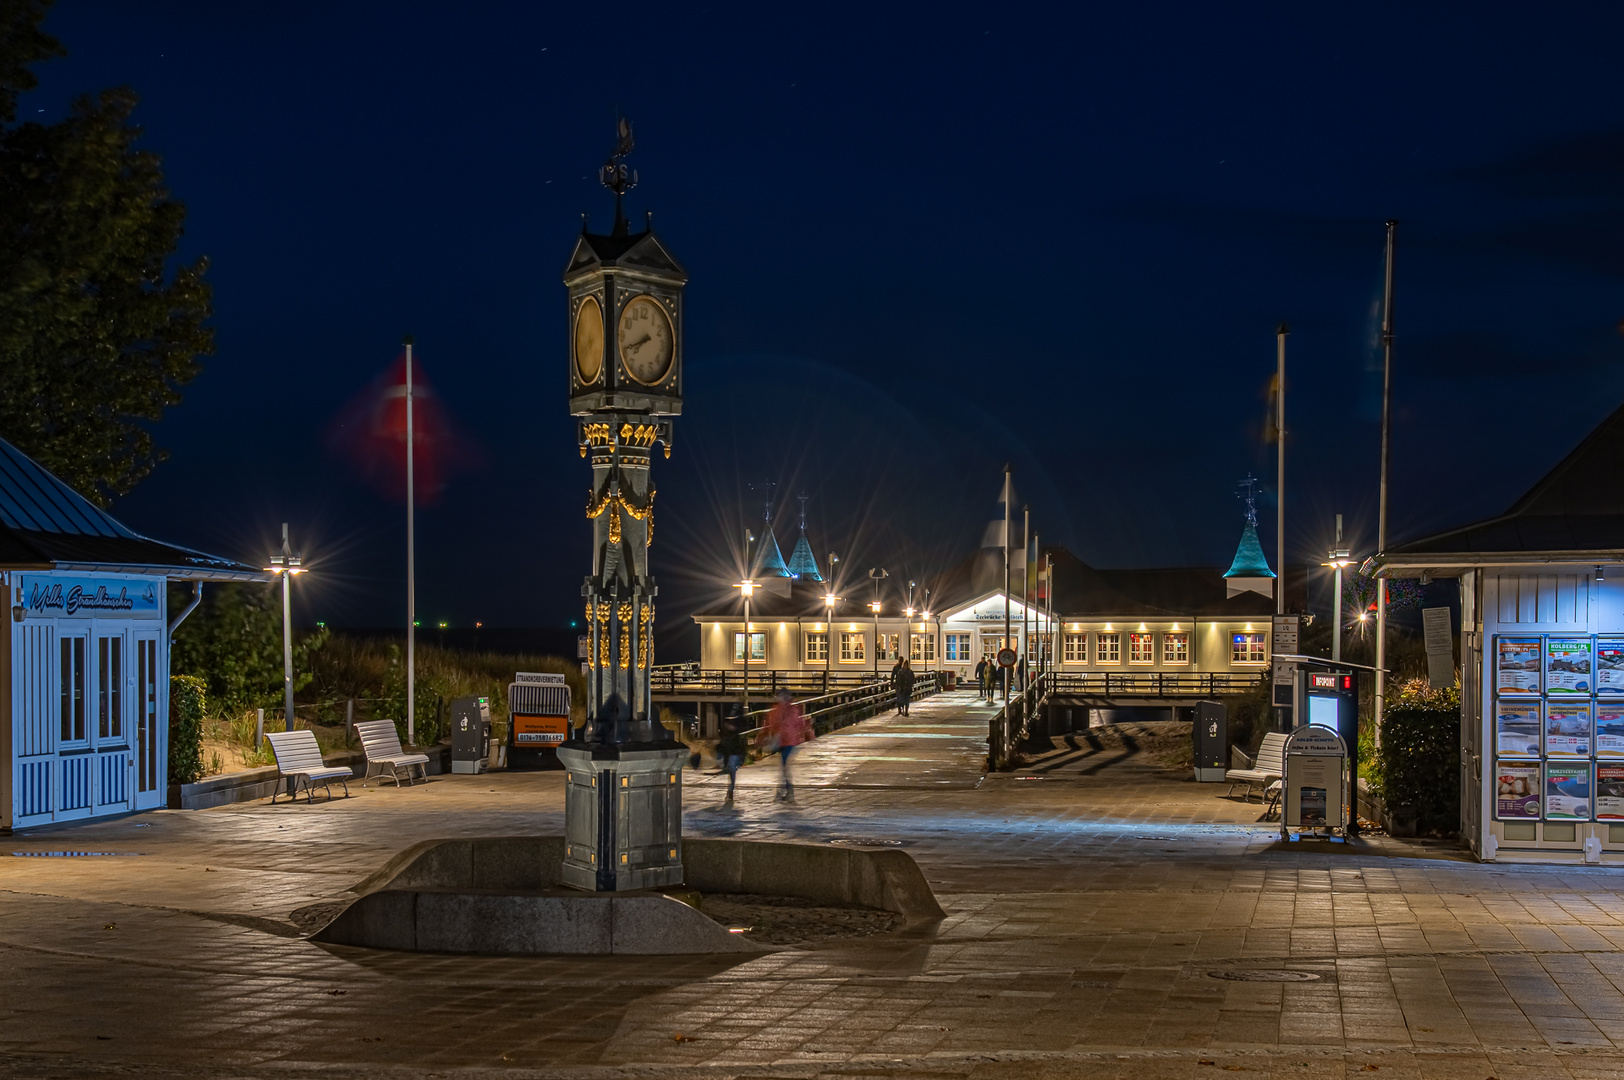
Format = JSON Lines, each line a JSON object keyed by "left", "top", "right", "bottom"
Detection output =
{"left": 169, "top": 674, "right": 207, "bottom": 786}
{"left": 1376, "top": 679, "right": 1460, "bottom": 834}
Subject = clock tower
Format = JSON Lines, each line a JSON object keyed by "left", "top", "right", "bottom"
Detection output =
{"left": 557, "top": 119, "right": 688, "bottom": 894}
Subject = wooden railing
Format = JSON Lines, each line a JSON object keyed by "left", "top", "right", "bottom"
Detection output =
{"left": 737, "top": 672, "right": 944, "bottom": 758}
{"left": 1041, "top": 671, "right": 1264, "bottom": 698}
{"left": 650, "top": 666, "right": 919, "bottom": 697}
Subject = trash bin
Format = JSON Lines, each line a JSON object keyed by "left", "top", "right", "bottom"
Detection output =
{"left": 450, "top": 695, "right": 492, "bottom": 774}
{"left": 943, "top": 671, "right": 957, "bottom": 691}
{"left": 1191, "top": 700, "right": 1227, "bottom": 782}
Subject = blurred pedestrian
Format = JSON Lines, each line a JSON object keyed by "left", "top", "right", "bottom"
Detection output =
{"left": 763, "top": 691, "right": 812, "bottom": 802}
{"left": 894, "top": 656, "right": 915, "bottom": 715}
{"left": 974, "top": 657, "right": 989, "bottom": 701}
{"left": 716, "top": 708, "right": 748, "bottom": 805}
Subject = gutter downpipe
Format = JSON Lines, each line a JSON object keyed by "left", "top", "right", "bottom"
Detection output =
{"left": 168, "top": 581, "right": 204, "bottom": 638}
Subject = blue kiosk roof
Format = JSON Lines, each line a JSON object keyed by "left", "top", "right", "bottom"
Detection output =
{"left": 0, "top": 437, "right": 265, "bottom": 580}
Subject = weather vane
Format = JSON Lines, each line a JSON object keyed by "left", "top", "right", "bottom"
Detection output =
{"left": 599, "top": 115, "right": 638, "bottom": 235}
{"left": 1237, "top": 474, "right": 1260, "bottom": 526}
{"left": 750, "top": 479, "right": 777, "bottom": 524}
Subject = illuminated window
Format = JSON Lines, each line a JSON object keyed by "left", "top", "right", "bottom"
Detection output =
{"left": 60, "top": 635, "right": 85, "bottom": 743}
{"left": 1163, "top": 632, "right": 1189, "bottom": 664}
{"left": 944, "top": 633, "right": 972, "bottom": 661}
{"left": 1128, "top": 633, "right": 1154, "bottom": 664}
{"left": 839, "top": 632, "right": 866, "bottom": 662}
{"left": 1095, "top": 633, "right": 1121, "bottom": 664}
{"left": 1063, "top": 633, "right": 1087, "bottom": 663}
{"left": 805, "top": 632, "right": 828, "bottom": 662}
{"left": 877, "top": 633, "right": 900, "bottom": 660}
{"left": 1231, "top": 632, "right": 1267, "bottom": 664}
{"left": 910, "top": 633, "right": 936, "bottom": 662}
{"left": 733, "top": 632, "right": 765, "bottom": 663}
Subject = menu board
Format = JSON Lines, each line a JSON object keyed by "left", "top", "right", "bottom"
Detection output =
{"left": 1496, "top": 637, "right": 1542, "bottom": 695}
{"left": 1496, "top": 761, "right": 1541, "bottom": 819}
{"left": 1495, "top": 700, "right": 1541, "bottom": 757}
{"left": 1545, "top": 702, "right": 1593, "bottom": 757}
{"left": 1597, "top": 704, "right": 1624, "bottom": 757}
{"left": 1598, "top": 640, "right": 1624, "bottom": 695}
{"left": 1546, "top": 638, "right": 1595, "bottom": 695}
{"left": 1597, "top": 764, "right": 1624, "bottom": 821}
{"left": 1545, "top": 763, "right": 1592, "bottom": 820}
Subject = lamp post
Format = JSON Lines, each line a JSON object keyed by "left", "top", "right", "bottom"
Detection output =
{"left": 264, "top": 523, "right": 306, "bottom": 732}
{"left": 869, "top": 567, "right": 887, "bottom": 680}
{"left": 1322, "top": 515, "right": 1352, "bottom": 663}
{"left": 733, "top": 579, "right": 755, "bottom": 726}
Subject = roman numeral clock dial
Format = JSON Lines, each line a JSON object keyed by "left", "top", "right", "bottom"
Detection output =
{"left": 617, "top": 295, "right": 674, "bottom": 385}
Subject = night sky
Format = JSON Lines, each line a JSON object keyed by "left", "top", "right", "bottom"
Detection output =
{"left": 23, "top": 3, "right": 1624, "bottom": 652}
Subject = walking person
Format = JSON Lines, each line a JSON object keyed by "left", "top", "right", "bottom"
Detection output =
{"left": 974, "top": 657, "right": 989, "bottom": 702}
{"left": 890, "top": 655, "right": 905, "bottom": 714}
{"left": 895, "top": 656, "right": 915, "bottom": 716}
{"left": 763, "top": 691, "right": 812, "bottom": 802}
{"left": 716, "top": 707, "right": 748, "bottom": 806}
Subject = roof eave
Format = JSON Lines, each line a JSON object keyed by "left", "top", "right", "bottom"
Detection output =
{"left": 45, "top": 561, "right": 273, "bottom": 583}
{"left": 1377, "top": 550, "right": 1624, "bottom": 578}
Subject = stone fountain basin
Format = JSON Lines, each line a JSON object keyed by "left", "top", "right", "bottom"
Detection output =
{"left": 311, "top": 836, "right": 943, "bottom": 956}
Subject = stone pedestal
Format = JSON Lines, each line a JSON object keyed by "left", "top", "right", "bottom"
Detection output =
{"left": 558, "top": 742, "right": 687, "bottom": 892}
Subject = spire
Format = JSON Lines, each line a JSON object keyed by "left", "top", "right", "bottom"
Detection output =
{"left": 749, "top": 481, "right": 791, "bottom": 578}
{"left": 786, "top": 493, "right": 823, "bottom": 581}
{"left": 1224, "top": 475, "right": 1276, "bottom": 598}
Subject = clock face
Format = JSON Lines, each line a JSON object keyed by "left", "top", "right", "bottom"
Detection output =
{"left": 617, "top": 295, "right": 675, "bottom": 385}
{"left": 573, "top": 295, "right": 604, "bottom": 384}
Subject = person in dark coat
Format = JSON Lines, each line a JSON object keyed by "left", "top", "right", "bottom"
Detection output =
{"left": 894, "top": 657, "right": 916, "bottom": 715}
{"left": 974, "top": 658, "right": 990, "bottom": 702}
{"left": 716, "top": 707, "right": 748, "bottom": 805}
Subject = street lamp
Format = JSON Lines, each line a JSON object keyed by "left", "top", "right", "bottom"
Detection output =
{"left": 1321, "top": 515, "right": 1353, "bottom": 662}
{"left": 868, "top": 567, "right": 887, "bottom": 680}
{"left": 264, "top": 523, "right": 307, "bottom": 734}
{"left": 732, "top": 578, "right": 756, "bottom": 726}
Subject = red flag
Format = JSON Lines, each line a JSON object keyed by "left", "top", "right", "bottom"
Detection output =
{"left": 326, "top": 352, "right": 474, "bottom": 505}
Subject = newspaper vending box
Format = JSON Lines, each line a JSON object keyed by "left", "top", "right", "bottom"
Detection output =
{"left": 1282, "top": 724, "right": 1348, "bottom": 840}
{"left": 508, "top": 671, "right": 572, "bottom": 769}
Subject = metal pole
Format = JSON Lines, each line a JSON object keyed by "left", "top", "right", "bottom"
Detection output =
{"left": 1024, "top": 513, "right": 1032, "bottom": 701}
{"left": 1003, "top": 464, "right": 1011, "bottom": 708}
{"left": 404, "top": 337, "right": 416, "bottom": 745}
{"left": 1332, "top": 514, "right": 1344, "bottom": 664}
{"left": 281, "top": 523, "right": 294, "bottom": 729}
{"left": 1376, "top": 221, "right": 1397, "bottom": 743}
{"left": 742, "top": 591, "right": 750, "bottom": 726}
{"left": 1276, "top": 324, "right": 1289, "bottom": 617}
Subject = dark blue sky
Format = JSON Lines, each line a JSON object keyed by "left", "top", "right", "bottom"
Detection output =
{"left": 23, "top": 2, "right": 1624, "bottom": 643}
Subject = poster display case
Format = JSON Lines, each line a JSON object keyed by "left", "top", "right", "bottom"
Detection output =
{"left": 1493, "top": 634, "right": 1624, "bottom": 822}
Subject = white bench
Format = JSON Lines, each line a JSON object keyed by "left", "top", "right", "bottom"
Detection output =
{"left": 355, "top": 719, "right": 430, "bottom": 787}
{"left": 265, "top": 729, "right": 353, "bottom": 804}
{"left": 1226, "top": 731, "right": 1288, "bottom": 803}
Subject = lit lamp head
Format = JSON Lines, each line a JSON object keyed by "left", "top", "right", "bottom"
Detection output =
{"left": 264, "top": 554, "right": 306, "bottom": 576}
{"left": 868, "top": 601, "right": 881, "bottom": 614}
{"left": 1321, "top": 546, "right": 1352, "bottom": 570}
{"left": 823, "top": 592, "right": 840, "bottom": 609}
{"left": 733, "top": 579, "right": 756, "bottom": 600}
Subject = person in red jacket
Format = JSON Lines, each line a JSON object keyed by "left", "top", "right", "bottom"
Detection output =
{"left": 762, "top": 691, "right": 813, "bottom": 802}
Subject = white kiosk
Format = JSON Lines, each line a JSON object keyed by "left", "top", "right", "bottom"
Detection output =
{"left": 0, "top": 438, "right": 264, "bottom": 832}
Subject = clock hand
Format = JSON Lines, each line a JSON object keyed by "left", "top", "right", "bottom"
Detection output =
{"left": 625, "top": 334, "right": 652, "bottom": 352}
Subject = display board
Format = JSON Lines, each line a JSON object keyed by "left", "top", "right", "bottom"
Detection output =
{"left": 1493, "top": 634, "right": 1624, "bottom": 823}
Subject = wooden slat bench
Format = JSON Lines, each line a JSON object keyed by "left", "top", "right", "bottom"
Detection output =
{"left": 265, "top": 729, "right": 353, "bottom": 804}
{"left": 1225, "top": 731, "right": 1287, "bottom": 803}
{"left": 355, "top": 719, "right": 430, "bottom": 787}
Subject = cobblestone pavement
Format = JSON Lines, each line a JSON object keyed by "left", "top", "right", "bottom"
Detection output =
{"left": 6, "top": 691, "right": 1624, "bottom": 1080}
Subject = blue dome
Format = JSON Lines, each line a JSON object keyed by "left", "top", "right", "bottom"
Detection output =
{"left": 1223, "top": 521, "right": 1276, "bottom": 579}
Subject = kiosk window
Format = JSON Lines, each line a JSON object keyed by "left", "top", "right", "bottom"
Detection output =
{"left": 60, "top": 636, "right": 85, "bottom": 743}
{"left": 1163, "top": 633, "right": 1189, "bottom": 664}
{"left": 805, "top": 632, "right": 828, "bottom": 662}
{"left": 1231, "top": 633, "right": 1267, "bottom": 664}
{"left": 98, "top": 636, "right": 122, "bottom": 740}
{"left": 1096, "top": 633, "right": 1121, "bottom": 664}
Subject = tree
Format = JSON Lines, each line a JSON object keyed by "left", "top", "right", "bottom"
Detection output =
{"left": 170, "top": 583, "right": 328, "bottom": 721}
{"left": 0, "top": 1, "right": 211, "bottom": 505}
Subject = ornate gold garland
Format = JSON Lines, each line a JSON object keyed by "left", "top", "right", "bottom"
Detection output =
{"left": 585, "top": 487, "right": 657, "bottom": 547}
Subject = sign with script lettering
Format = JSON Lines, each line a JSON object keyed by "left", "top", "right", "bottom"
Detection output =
{"left": 19, "top": 575, "right": 161, "bottom": 619}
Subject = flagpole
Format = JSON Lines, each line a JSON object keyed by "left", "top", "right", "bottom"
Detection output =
{"left": 1003, "top": 464, "right": 1011, "bottom": 709}
{"left": 1023, "top": 506, "right": 1031, "bottom": 700}
{"left": 1276, "top": 323, "right": 1288, "bottom": 617}
{"left": 404, "top": 336, "right": 416, "bottom": 745}
{"left": 1376, "top": 221, "right": 1397, "bottom": 745}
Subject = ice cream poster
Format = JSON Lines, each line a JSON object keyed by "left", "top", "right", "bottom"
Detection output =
{"left": 1545, "top": 702, "right": 1592, "bottom": 757}
{"left": 1496, "top": 637, "right": 1542, "bottom": 695}
{"left": 1545, "top": 763, "right": 1592, "bottom": 820}
{"left": 1496, "top": 762, "right": 1540, "bottom": 819}
{"left": 1495, "top": 701, "right": 1541, "bottom": 757}
{"left": 1597, "top": 705, "right": 1624, "bottom": 757}
{"left": 1598, "top": 640, "right": 1624, "bottom": 695}
{"left": 1597, "top": 764, "right": 1624, "bottom": 821}
{"left": 1546, "top": 638, "right": 1594, "bottom": 694}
